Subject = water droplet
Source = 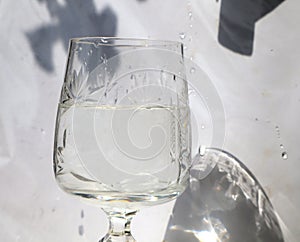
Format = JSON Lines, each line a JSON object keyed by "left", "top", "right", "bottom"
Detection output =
{"left": 100, "top": 38, "right": 108, "bottom": 44}
{"left": 188, "top": 11, "right": 193, "bottom": 20}
{"left": 201, "top": 124, "right": 205, "bottom": 129}
{"left": 199, "top": 145, "right": 206, "bottom": 156}
{"left": 81, "top": 210, "right": 84, "bottom": 218}
{"left": 130, "top": 74, "right": 138, "bottom": 87}
{"left": 130, "top": 74, "right": 136, "bottom": 80}
{"left": 188, "top": 89, "right": 195, "bottom": 95}
{"left": 179, "top": 32, "right": 186, "bottom": 40}
{"left": 183, "top": 45, "right": 187, "bottom": 50}
{"left": 78, "top": 46, "right": 82, "bottom": 51}
{"left": 275, "top": 125, "right": 280, "bottom": 138}
{"left": 280, "top": 144, "right": 284, "bottom": 149}
{"left": 88, "top": 50, "right": 92, "bottom": 56}
{"left": 189, "top": 24, "right": 193, "bottom": 28}
{"left": 75, "top": 46, "right": 82, "bottom": 53}
{"left": 281, "top": 152, "right": 288, "bottom": 160}
{"left": 190, "top": 67, "right": 195, "bottom": 73}
{"left": 78, "top": 225, "right": 84, "bottom": 236}
{"left": 83, "top": 61, "right": 87, "bottom": 66}
{"left": 41, "top": 128, "right": 46, "bottom": 135}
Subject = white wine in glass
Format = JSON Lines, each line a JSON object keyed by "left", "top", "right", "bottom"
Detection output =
{"left": 53, "top": 37, "right": 191, "bottom": 241}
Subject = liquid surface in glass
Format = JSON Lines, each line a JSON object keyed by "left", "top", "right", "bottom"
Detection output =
{"left": 54, "top": 103, "right": 190, "bottom": 209}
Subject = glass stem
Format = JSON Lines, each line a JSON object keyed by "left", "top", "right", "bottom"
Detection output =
{"left": 100, "top": 209, "right": 137, "bottom": 242}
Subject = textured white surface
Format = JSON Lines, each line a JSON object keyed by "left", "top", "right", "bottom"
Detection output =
{"left": 0, "top": 0, "right": 299, "bottom": 241}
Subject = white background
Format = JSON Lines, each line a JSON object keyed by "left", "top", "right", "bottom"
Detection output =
{"left": 0, "top": 0, "right": 299, "bottom": 241}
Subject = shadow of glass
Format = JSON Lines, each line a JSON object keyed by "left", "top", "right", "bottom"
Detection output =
{"left": 164, "top": 148, "right": 284, "bottom": 242}
{"left": 26, "top": 0, "right": 117, "bottom": 72}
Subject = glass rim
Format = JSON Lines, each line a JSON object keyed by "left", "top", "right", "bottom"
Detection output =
{"left": 70, "top": 36, "right": 183, "bottom": 48}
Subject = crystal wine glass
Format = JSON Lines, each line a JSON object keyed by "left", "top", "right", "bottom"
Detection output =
{"left": 53, "top": 37, "right": 191, "bottom": 241}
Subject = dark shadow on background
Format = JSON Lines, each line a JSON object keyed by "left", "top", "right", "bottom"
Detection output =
{"left": 164, "top": 148, "right": 284, "bottom": 242}
{"left": 218, "top": 0, "right": 285, "bottom": 55}
{"left": 26, "top": 0, "right": 117, "bottom": 72}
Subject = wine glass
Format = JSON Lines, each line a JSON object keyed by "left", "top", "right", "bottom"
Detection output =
{"left": 53, "top": 37, "right": 191, "bottom": 241}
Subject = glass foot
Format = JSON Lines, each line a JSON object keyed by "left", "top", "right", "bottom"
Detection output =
{"left": 100, "top": 234, "right": 136, "bottom": 242}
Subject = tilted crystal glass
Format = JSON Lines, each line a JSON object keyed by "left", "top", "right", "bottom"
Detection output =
{"left": 164, "top": 148, "right": 284, "bottom": 242}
